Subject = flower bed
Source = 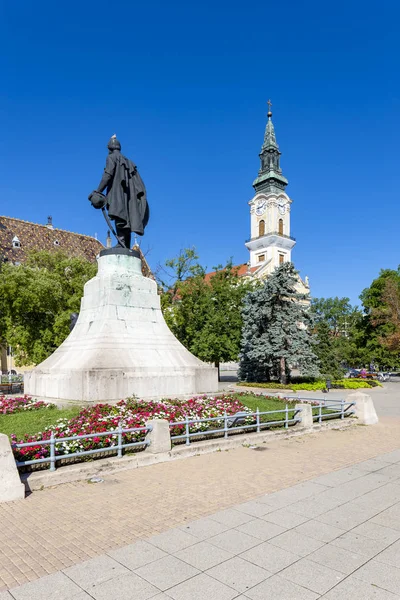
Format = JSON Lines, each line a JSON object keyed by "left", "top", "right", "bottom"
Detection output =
{"left": 0, "top": 395, "right": 55, "bottom": 415}
{"left": 12, "top": 395, "right": 254, "bottom": 464}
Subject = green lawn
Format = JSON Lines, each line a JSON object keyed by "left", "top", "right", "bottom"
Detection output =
{"left": 0, "top": 406, "right": 81, "bottom": 440}
{"left": 236, "top": 393, "right": 336, "bottom": 423}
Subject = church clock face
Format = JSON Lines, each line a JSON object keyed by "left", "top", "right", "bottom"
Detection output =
{"left": 255, "top": 199, "right": 266, "bottom": 216}
{"left": 278, "top": 199, "right": 286, "bottom": 214}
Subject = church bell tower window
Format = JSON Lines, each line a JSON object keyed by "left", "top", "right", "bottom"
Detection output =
{"left": 278, "top": 219, "right": 283, "bottom": 235}
{"left": 258, "top": 220, "right": 265, "bottom": 237}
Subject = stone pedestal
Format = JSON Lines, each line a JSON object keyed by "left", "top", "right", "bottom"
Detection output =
{"left": 24, "top": 251, "right": 218, "bottom": 403}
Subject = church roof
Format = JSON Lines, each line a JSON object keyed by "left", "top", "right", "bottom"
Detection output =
{"left": 0, "top": 215, "right": 154, "bottom": 278}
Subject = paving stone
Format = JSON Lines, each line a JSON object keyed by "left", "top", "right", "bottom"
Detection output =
{"left": 352, "top": 483, "right": 400, "bottom": 512}
{"left": 174, "top": 541, "right": 233, "bottom": 571}
{"left": 268, "top": 529, "right": 324, "bottom": 557}
{"left": 235, "top": 518, "right": 286, "bottom": 541}
{"left": 321, "top": 575, "right": 400, "bottom": 599}
{"left": 259, "top": 482, "right": 327, "bottom": 509}
{"left": 375, "top": 539, "right": 400, "bottom": 568}
{"left": 63, "top": 555, "right": 129, "bottom": 590}
{"left": 107, "top": 540, "right": 167, "bottom": 571}
{"left": 262, "top": 508, "right": 308, "bottom": 529}
{"left": 294, "top": 520, "right": 345, "bottom": 543}
{"left": 352, "top": 559, "right": 400, "bottom": 595}
{"left": 312, "top": 466, "right": 367, "bottom": 487}
{"left": 316, "top": 502, "right": 380, "bottom": 530}
{"left": 287, "top": 494, "right": 342, "bottom": 518}
{"left": 326, "top": 473, "right": 391, "bottom": 503}
{"left": 279, "top": 557, "right": 345, "bottom": 595}
{"left": 134, "top": 555, "right": 199, "bottom": 591}
{"left": 207, "top": 530, "right": 260, "bottom": 554}
{"left": 208, "top": 509, "right": 253, "bottom": 528}
{"left": 178, "top": 517, "right": 229, "bottom": 540}
{"left": 371, "top": 503, "right": 400, "bottom": 531}
{"left": 146, "top": 528, "right": 198, "bottom": 553}
{"left": 330, "top": 531, "right": 393, "bottom": 558}
{"left": 354, "top": 458, "right": 393, "bottom": 473}
{"left": 375, "top": 464, "right": 400, "bottom": 480}
{"left": 10, "top": 571, "right": 83, "bottom": 600}
{"left": 165, "top": 573, "right": 237, "bottom": 600}
{"left": 89, "top": 573, "right": 159, "bottom": 600}
{"left": 240, "top": 541, "right": 300, "bottom": 573}
{"left": 307, "top": 542, "right": 369, "bottom": 574}
{"left": 351, "top": 521, "right": 400, "bottom": 544}
{"left": 245, "top": 574, "right": 320, "bottom": 599}
{"left": 205, "top": 556, "right": 270, "bottom": 593}
{"left": 380, "top": 450, "right": 400, "bottom": 463}
{"left": 0, "top": 593, "right": 13, "bottom": 600}
{"left": 233, "top": 500, "right": 277, "bottom": 518}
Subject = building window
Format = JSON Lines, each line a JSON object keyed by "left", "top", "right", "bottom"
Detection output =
{"left": 279, "top": 253, "right": 285, "bottom": 265}
{"left": 259, "top": 220, "right": 265, "bottom": 236}
{"left": 258, "top": 254, "right": 265, "bottom": 262}
{"left": 12, "top": 236, "right": 21, "bottom": 248}
{"left": 278, "top": 219, "right": 284, "bottom": 235}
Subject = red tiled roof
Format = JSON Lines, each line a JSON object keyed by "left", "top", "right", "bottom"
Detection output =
{"left": 204, "top": 263, "right": 258, "bottom": 282}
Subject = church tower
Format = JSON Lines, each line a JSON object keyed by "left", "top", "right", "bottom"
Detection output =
{"left": 245, "top": 102, "right": 296, "bottom": 276}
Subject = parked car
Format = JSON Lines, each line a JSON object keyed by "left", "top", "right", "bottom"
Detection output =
{"left": 345, "top": 369, "right": 360, "bottom": 378}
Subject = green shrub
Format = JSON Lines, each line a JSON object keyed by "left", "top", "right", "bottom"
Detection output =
{"left": 237, "top": 379, "right": 381, "bottom": 391}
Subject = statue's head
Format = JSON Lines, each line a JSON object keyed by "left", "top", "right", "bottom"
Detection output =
{"left": 107, "top": 134, "right": 121, "bottom": 152}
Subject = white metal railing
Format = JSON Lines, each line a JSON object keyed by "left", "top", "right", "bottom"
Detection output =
{"left": 12, "top": 423, "right": 151, "bottom": 471}
{"left": 169, "top": 406, "right": 302, "bottom": 446}
{"left": 284, "top": 396, "right": 355, "bottom": 423}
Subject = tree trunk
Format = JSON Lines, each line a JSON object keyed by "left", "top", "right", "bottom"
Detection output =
{"left": 280, "top": 357, "right": 287, "bottom": 385}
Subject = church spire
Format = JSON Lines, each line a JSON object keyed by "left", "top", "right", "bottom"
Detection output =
{"left": 253, "top": 101, "right": 288, "bottom": 193}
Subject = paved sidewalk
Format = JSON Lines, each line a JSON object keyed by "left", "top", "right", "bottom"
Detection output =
{"left": 1, "top": 418, "right": 400, "bottom": 598}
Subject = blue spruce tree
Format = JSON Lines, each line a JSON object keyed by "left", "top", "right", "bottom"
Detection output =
{"left": 238, "top": 263, "right": 319, "bottom": 384}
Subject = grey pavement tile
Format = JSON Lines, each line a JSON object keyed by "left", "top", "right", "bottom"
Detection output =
{"left": 258, "top": 481, "right": 328, "bottom": 509}
{"left": 10, "top": 572, "right": 83, "bottom": 600}
{"left": 294, "top": 520, "right": 346, "bottom": 543}
{"left": 147, "top": 528, "right": 198, "bottom": 553}
{"left": 262, "top": 508, "right": 308, "bottom": 529}
{"left": 63, "top": 554, "right": 129, "bottom": 590}
{"left": 234, "top": 500, "right": 278, "bottom": 518}
{"left": 236, "top": 518, "right": 287, "bottom": 541}
{"left": 371, "top": 503, "right": 400, "bottom": 531}
{"left": 108, "top": 540, "right": 167, "bottom": 570}
{"left": 174, "top": 541, "right": 233, "bottom": 570}
{"left": 351, "top": 522, "right": 400, "bottom": 544}
{"left": 205, "top": 556, "right": 271, "bottom": 593}
{"left": 330, "top": 531, "right": 393, "bottom": 558}
{"left": 375, "top": 539, "right": 400, "bottom": 568}
{"left": 380, "top": 450, "right": 400, "bottom": 463}
{"left": 165, "top": 573, "right": 237, "bottom": 600}
{"left": 377, "top": 464, "right": 400, "bottom": 480}
{"left": 179, "top": 517, "right": 229, "bottom": 540}
{"left": 150, "top": 596, "right": 172, "bottom": 600}
{"left": 321, "top": 575, "right": 400, "bottom": 599}
{"left": 352, "top": 559, "right": 400, "bottom": 596}
{"left": 352, "top": 483, "right": 400, "bottom": 512}
{"left": 245, "top": 574, "right": 320, "bottom": 600}
{"left": 135, "top": 555, "right": 199, "bottom": 591}
{"left": 354, "top": 458, "right": 393, "bottom": 473}
{"left": 326, "top": 473, "right": 391, "bottom": 503}
{"left": 316, "top": 502, "right": 380, "bottom": 530}
{"left": 268, "top": 529, "right": 325, "bottom": 557}
{"left": 207, "top": 530, "right": 260, "bottom": 554}
{"left": 240, "top": 541, "right": 300, "bottom": 573}
{"left": 89, "top": 573, "right": 159, "bottom": 600}
{"left": 307, "top": 542, "right": 369, "bottom": 574}
{"left": 312, "top": 466, "right": 367, "bottom": 487}
{"left": 287, "top": 494, "right": 343, "bottom": 518}
{"left": 0, "top": 593, "right": 13, "bottom": 600}
{"left": 279, "top": 557, "right": 345, "bottom": 595}
{"left": 208, "top": 508, "right": 254, "bottom": 528}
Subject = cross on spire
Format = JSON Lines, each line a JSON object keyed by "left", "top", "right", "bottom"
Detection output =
{"left": 267, "top": 99, "right": 273, "bottom": 118}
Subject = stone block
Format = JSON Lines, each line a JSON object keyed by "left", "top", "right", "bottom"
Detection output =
{"left": 0, "top": 433, "right": 25, "bottom": 503}
{"left": 349, "top": 391, "right": 379, "bottom": 425}
{"left": 145, "top": 419, "right": 171, "bottom": 454}
{"left": 296, "top": 403, "right": 313, "bottom": 429}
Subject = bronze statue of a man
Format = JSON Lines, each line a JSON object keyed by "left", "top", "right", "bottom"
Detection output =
{"left": 89, "top": 135, "right": 149, "bottom": 248}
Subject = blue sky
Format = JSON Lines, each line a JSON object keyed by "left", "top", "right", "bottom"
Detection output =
{"left": 2, "top": 0, "right": 399, "bottom": 305}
